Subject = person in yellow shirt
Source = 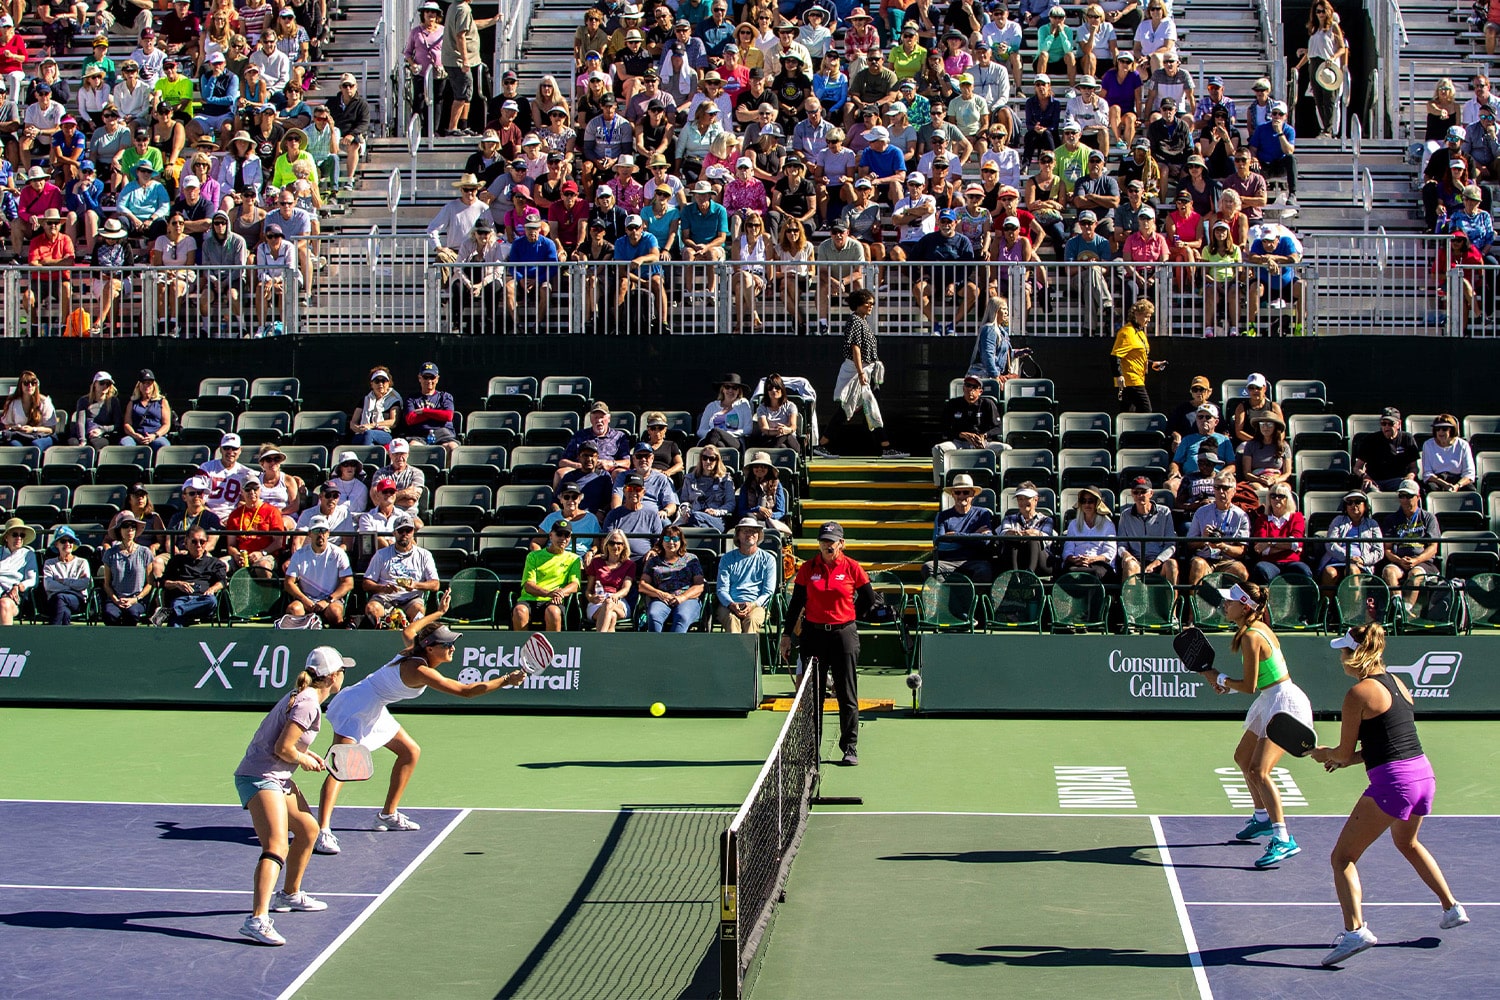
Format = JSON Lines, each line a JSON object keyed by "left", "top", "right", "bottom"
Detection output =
{"left": 888, "top": 26, "right": 927, "bottom": 81}
{"left": 512, "top": 519, "right": 583, "bottom": 632}
{"left": 1111, "top": 298, "right": 1167, "bottom": 412}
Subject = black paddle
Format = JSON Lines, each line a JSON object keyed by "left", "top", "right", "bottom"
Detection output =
{"left": 1266, "top": 712, "right": 1318, "bottom": 757}
{"left": 1173, "top": 626, "right": 1216, "bottom": 674}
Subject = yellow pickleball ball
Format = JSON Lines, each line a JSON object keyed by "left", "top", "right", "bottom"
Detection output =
{"left": 650, "top": 702, "right": 666, "bottom": 717}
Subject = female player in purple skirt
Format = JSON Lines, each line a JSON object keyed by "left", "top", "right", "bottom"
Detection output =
{"left": 1310, "top": 623, "right": 1470, "bottom": 966}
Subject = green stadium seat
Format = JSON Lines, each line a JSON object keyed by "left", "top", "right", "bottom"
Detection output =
{"left": 524, "top": 410, "right": 580, "bottom": 446}
{"left": 192, "top": 377, "right": 249, "bottom": 414}
{"left": 1274, "top": 379, "right": 1327, "bottom": 416}
{"left": 236, "top": 411, "right": 291, "bottom": 444}
{"left": 248, "top": 377, "right": 302, "bottom": 413}
{"left": 1003, "top": 411, "right": 1056, "bottom": 448}
{"left": 179, "top": 410, "right": 237, "bottom": 447}
{"left": 485, "top": 376, "right": 538, "bottom": 414}
{"left": 448, "top": 445, "right": 510, "bottom": 489}
{"left": 291, "top": 410, "right": 349, "bottom": 447}
{"left": 39, "top": 446, "right": 95, "bottom": 488}
{"left": 1115, "top": 412, "right": 1168, "bottom": 450}
{"left": 465, "top": 410, "right": 522, "bottom": 447}
{"left": 1049, "top": 572, "right": 1107, "bottom": 633}
{"left": 1119, "top": 572, "right": 1179, "bottom": 633}
{"left": 1059, "top": 411, "right": 1112, "bottom": 449}
{"left": 1287, "top": 414, "right": 1344, "bottom": 452}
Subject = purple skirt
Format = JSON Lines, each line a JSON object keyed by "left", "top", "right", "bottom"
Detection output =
{"left": 1364, "top": 754, "right": 1436, "bottom": 822}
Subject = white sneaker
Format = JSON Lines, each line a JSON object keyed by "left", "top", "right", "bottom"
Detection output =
{"left": 1321, "top": 925, "right": 1377, "bottom": 966}
{"left": 374, "top": 811, "right": 421, "bottom": 831}
{"left": 240, "top": 914, "right": 287, "bottom": 946}
{"left": 1228, "top": 326, "right": 1239, "bottom": 338}
{"left": 313, "top": 829, "right": 341, "bottom": 855}
{"left": 1441, "top": 903, "right": 1471, "bottom": 929}
{"left": 1204, "top": 326, "right": 1216, "bottom": 338}
{"left": 272, "top": 889, "right": 328, "bottom": 912}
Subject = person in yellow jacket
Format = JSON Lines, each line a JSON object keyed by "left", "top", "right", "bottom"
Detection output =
{"left": 1110, "top": 297, "right": 1166, "bottom": 412}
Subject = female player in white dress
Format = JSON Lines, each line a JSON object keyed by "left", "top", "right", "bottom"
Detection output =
{"left": 313, "top": 591, "right": 526, "bottom": 854}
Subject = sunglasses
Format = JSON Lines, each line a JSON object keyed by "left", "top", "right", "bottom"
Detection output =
{"left": 20, "top": 379, "right": 38, "bottom": 386}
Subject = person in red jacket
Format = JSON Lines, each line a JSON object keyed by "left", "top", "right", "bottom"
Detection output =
{"left": 1434, "top": 230, "right": 1483, "bottom": 335}
{"left": 402, "top": 360, "right": 458, "bottom": 457}
{"left": 1248, "top": 483, "right": 1311, "bottom": 584}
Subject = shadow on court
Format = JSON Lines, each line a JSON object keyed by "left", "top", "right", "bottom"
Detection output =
{"left": 0, "top": 907, "right": 246, "bottom": 943}
{"left": 935, "top": 936, "right": 1440, "bottom": 971}
{"left": 518, "top": 758, "right": 765, "bottom": 770}
{"left": 154, "top": 821, "right": 260, "bottom": 845}
{"left": 492, "top": 809, "right": 726, "bottom": 1000}
{"left": 880, "top": 843, "right": 1254, "bottom": 870}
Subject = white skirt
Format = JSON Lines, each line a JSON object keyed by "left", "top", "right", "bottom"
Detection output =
{"left": 326, "top": 688, "right": 402, "bottom": 751}
{"left": 1244, "top": 679, "right": 1313, "bottom": 739}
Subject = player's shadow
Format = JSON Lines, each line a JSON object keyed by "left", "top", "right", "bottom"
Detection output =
{"left": 936, "top": 937, "right": 1441, "bottom": 971}
{"left": 518, "top": 759, "right": 765, "bottom": 769}
{"left": 0, "top": 907, "right": 245, "bottom": 943}
{"left": 880, "top": 844, "right": 1247, "bottom": 870}
{"left": 155, "top": 821, "right": 260, "bottom": 845}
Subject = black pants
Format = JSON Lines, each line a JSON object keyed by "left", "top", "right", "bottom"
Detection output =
{"left": 1308, "top": 59, "right": 1337, "bottom": 134}
{"left": 1120, "top": 385, "right": 1152, "bottom": 413}
{"left": 700, "top": 429, "right": 742, "bottom": 450}
{"left": 798, "top": 621, "right": 860, "bottom": 754}
{"left": 1261, "top": 155, "right": 1297, "bottom": 197}
{"left": 1003, "top": 537, "right": 1053, "bottom": 576}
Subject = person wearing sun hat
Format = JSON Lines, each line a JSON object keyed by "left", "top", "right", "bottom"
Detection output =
{"left": 927, "top": 472, "right": 996, "bottom": 583}
{"left": 38, "top": 524, "right": 89, "bottom": 625}
{"left": 714, "top": 516, "right": 778, "bottom": 634}
{"left": 1317, "top": 488, "right": 1384, "bottom": 588}
{"left": 1061, "top": 485, "right": 1117, "bottom": 581}
{"left": 0, "top": 517, "right": 38, "bottom": 625}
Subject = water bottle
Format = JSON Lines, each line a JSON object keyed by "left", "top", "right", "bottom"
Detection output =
{"left": 426, "top": 430, "right": 436, "bottom": 445}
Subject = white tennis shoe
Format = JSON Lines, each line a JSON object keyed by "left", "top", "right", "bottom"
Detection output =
{"left": 374, "top": 811, "right": 421, "bottom": 831}
{"left": 1321, "top": 925, "right": 1377, "bottom": 966}
{"left": 240, "top": 914, "right": 286, "bottom": 946}
{"left": 313, "top": 830, "right": 341, "bottom": 855}
{"left": 1441, "top": 904, "right": 1471, "bottom": 929}
{"left": 272, "top": 889, "right": 328, "bottom": 912}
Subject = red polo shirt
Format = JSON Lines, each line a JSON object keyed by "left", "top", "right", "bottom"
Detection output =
{"left": 795, "top": 552, "right": 869, "bottom": 626}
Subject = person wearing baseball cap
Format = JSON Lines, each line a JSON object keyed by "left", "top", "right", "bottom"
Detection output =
{"left": 1169, "top": 398, "right": 1235, "bottom": 489}
{"left": 1117, "top": 474, "right": 1178, "bottom": 583}
{"left": 1248, "top": 94, "right": 1299, "bottom": 208}
{"left": 293, "top": 479, "right": 357, "bottom": 548}
{"left": 371, "top": 438, "right": 425, "bottom": 515}
{"left": 613, "top": 208, "right": 669, "bottom": 333}
{"left": 908, "top": 204, "right": 979, "bottom": 336}
{"left": 284, "top": 504, "right": 354, "bottom": 626}
{"left": 1352, "top": 406, "right": 1421, "bottom": 493}
{"left": 232, "top": 639, "right": 350, "bottom": 945}
{"left": 779, "top": 519, "right": 873, "bottom": 766}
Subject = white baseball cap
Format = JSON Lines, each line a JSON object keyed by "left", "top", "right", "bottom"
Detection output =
{"left": 306, "top": 645, "right": 354, "bottom": 677}
{"left": 219, "top": 432, "right": 241, "bottom": 448}
{"left": 388, "top": 438, "right": 410, "bottom": 454}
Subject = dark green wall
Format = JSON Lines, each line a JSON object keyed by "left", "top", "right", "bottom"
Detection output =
{"left": 8, "top": 335, "right": 1493, "bottom": 454}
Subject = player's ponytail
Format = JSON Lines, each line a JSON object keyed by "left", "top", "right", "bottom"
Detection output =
{"left": 1344, "top": 622, "right": 1387, "bottom": 679}
{"left": 285, "top": 668, "right": 315, "bottom": 716}
{"left": 285, "top": 667, "right": 338, "bottom": 716}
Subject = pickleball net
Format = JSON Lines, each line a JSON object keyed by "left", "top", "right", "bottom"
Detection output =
{"left": 718, "top": 667, "right": 821, "bottom": 999}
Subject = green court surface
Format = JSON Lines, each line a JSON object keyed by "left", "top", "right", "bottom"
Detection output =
{"left": 5, "top": 675, "right": 1500, "bottom": 999}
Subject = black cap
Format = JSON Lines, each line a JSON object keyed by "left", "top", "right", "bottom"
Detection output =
{"left": 136, "top": 368, "right": 156, "bottom": 382}
{"left": 624, "top": 473, "right": 646, "bottom": 488}
{"left": 817, "top": 520, "right": 844, "bottom": 541}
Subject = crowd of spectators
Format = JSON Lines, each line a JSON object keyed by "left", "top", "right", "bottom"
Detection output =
{"left": 0, "top": 361, "right": 823, "bottom": 633}
{"left": 926, "top": 368, "right": 1465, "bottom": 613}
{"left": 407, "top": 0, "right": 1318, "bottom": 337}
{"left": 0, "top": 0, "right": 371, "bottom": 334}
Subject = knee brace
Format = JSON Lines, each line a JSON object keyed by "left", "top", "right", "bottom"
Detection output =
{"left": 259, "top": 850, "right": 285, "bottom": 871}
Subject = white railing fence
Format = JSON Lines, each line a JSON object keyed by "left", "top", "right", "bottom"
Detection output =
{"left": 4, "top": 235, "right": 1491, "bottom": 339}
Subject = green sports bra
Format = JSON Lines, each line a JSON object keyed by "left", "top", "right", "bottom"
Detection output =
{"left": 1251, "top": 624, "right": 1288, "bottom": 689}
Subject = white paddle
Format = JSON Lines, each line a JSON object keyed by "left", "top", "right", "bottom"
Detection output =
{"left": 518, "top": 632, "right": 554, "bottom": 675}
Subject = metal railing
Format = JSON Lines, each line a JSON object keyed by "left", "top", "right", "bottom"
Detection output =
{"left": 7, "top": 234, "right": 1490, "bottom": 338}
{"left": 1, "top": 262, "right": 298, "bottom": 338}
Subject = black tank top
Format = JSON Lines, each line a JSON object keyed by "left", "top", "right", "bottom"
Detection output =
{"left": 1358, "top": 672, "right": 1423, "bottom": 770}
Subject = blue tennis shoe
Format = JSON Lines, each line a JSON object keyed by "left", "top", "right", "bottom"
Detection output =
{"left": 1255, "top": 836, "right": 1301, "bottom": 868}
{"left": 1235, "top": 817, "right": 1273, "bottom": 841}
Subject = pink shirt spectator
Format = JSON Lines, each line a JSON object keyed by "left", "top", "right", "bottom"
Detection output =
{"left": 604, "top": 175, "right": 646, "bottom": 213}
{"left": 723, "top": 177, "right": 769, "bottom": 213}
{"left": 1123, "top": 229, "right": 1169, "bottom": 262}
{"left": 844, "top": 22, "right": 879, "bottom": 60}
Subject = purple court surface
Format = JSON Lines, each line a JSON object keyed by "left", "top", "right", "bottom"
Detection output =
{"left": 1161, "top": 815, "right": 1499, "bottom": 1000}
{"left": 0, "top": 800, "right": 463, "bottom": 1000}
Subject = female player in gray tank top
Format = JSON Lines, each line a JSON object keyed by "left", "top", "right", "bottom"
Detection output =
{"left": 1310, "top": 623, "right": 1469, "bottom": 966}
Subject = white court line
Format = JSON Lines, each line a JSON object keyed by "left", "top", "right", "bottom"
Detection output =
{"left": 0, "top": 799, "right": 733, "bottom": 815}
{"left": 0, "top": 883, "right": 376, "bottom": 897}
{"left": 1150, "top": 815, "right": 1214, "bottom": 1000}
{"left": 274, "top": 808, "right": 472, "bottom": 1000}
{"left": 1188, "top": 901, "right": 1500, "bottom": 907}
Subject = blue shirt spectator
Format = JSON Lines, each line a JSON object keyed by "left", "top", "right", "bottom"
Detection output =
{"left": 716, "top": 544, "right": 778, "bottom": 607}
{"left": 934, "top": 504, "right": 994, "bottom": 559}
{"left": 507, "top": 228, "right": 560, "bottom": 281}
{"left": 613, "top": 228, "right": 661, "bottom": 277}
{"left": 680, "top": 197, "right": 728, "bottom": 244}
{"left": 858, "top": 142, "right": 905, "bottom": 179}
{"left": 540, "top": 508, "right": 603, "bottom": 556}
{"left": 1248, "top": 119, "right": 1294, "bottom": 163}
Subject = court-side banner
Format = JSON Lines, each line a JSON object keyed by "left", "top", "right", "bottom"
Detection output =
{"left": 0, "top": 629, "right": 760, "bottom": 714}
{"left": 918, "top": 635, "right": 1487, "bottom": 715}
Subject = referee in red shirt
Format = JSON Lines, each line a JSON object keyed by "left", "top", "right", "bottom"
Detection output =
{"left": 779, "top": 521, "right": 877, "bottom": 766}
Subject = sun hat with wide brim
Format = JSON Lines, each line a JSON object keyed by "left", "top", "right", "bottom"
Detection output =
{"left": 1075, "top": 486, "right": 1111, "bottom": 516}
{"left": 1, "top": 518, "right": 36, "bottom": 545}
{"left": 717, "top": 372, "right": 750, "bottom": 393}
{"left": 945, "top": 473, "right": 980, "bottom": 496}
